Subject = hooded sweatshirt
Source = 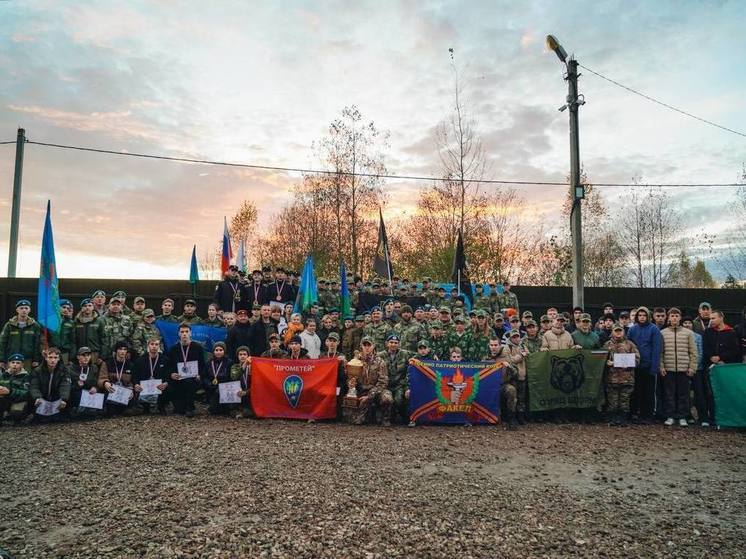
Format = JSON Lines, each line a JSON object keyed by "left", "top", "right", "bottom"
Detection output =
{"left": 626, "top": 306, "right": 662, "bottom": 375}
{"left": 703, "top": 323, "right": 741, "bottom": 364}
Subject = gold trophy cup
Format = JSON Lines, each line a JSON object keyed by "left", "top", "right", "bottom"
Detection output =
{"left": 344, "top": 357, "right": 364, "bottom": 409}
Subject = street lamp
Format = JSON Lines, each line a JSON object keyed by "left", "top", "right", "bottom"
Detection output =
{"left": 546, "top": 34, "right": 585, "bottom": 309}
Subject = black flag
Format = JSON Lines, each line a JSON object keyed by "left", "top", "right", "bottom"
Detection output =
{"left": 373, "top": 209, "right": 393, "bottom": 280}
{"left": 451, "top": 230, "right": 473, "bottom": 306}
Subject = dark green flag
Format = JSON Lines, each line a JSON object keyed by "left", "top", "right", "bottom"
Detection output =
{"left": 710, "top": 363, "right": 746, "bottom": 427}
{"left": 526, "top": 349, "right": 607, "bottom": 411}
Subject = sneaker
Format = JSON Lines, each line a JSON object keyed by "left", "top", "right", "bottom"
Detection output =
{"left": 700, "top": 421, "right": 710, "bottom": 428}
{"left": 664, "top": 417, "right": 675, "bottom": 426}
{"left": 678, "top": 418, "right": 688, "bottom": 427}
{"left": 407, "top": 421, "right": 416, "bottom": 427}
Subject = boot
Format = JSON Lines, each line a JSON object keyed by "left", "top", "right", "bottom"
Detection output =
{"left": 517, "top": 412, "right": 526, "bottom": 425}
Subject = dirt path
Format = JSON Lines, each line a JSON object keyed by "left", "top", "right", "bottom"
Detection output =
{"left": 1, "top": 417, "right": 744, "bottom": 558}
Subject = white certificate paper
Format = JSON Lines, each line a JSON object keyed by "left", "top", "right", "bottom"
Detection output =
{"left": 36, "top": 399, "right": 62, "bottom": 416}
{"left": 140, "top": 379, "right": 162, "bottom": 396}
{"left": 219, "top": 381, "right": 242, "bottom": 404}
{"left": 613, "top": 353, "right": 636, "bottom": 368}
{"left": 79, "top": 391, "right": 105, "bottom": 410}
{"left": 178, "top": 361, "right": 199, "bottom": 379}
{"left": 107, "top": 385, "right": 133, "bottom": 405}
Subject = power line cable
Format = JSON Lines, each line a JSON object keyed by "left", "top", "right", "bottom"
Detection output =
{"left": 579, "top": 64, "right": 746, "bottom": 139}
{"left": 12, "top": 138, "right": 741, "bottom": 188}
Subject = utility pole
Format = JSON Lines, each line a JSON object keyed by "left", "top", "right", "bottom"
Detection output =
{"left": 546, "top": 35, "right": 585, "bottom": 309}
{"left": 567, "top": 58, "right": 584, "bottom": 309}
{"left": 8, "top": 127, "right": 26, "bottom": 278}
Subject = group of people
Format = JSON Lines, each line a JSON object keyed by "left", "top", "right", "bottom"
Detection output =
{"left": 0, "top": 265, "right": 743, "bottom": 429}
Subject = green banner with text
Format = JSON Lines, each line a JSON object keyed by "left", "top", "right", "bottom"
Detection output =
{"left": 527, "top": 350, "right": 607, "bottom": 411}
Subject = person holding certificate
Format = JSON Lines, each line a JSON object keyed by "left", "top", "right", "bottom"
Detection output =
{"left": 230, "top": 345, "right": 252, "bottom": 419}
{"left": 98, "top": 341, "right": 136, "bottom": 415}
{"left": 603, "top": 324, "right": 641, "bottom": 426}
{"left": 201, "top": 341, "right": 233, "bottom": 415}
{"left": 166, "top": 323, "right": 205, "bottom": 417}
{"left": 68, "top": 347, "right": 101, "bottom": 418}
{"left": 28, "top": 347, "right": 71, "bottom": 423}
{"left": 133, "top": 336, "right": 170, "bottom": 415}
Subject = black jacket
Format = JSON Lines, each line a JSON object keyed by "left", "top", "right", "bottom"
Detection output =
{"left": 133, "top": 352, "right": 170, "bottom": 383}
{"left": 703, "top": 325, "right": 741, "bottom": 364}
{"left": 266, "top": 281, "right": 295, "bottom": 304}
{"left": 249, "top": 319, "right": 279, "bottom": 356}
{"left": 226, "top": 322, "right": 255, "bottom": 360}
{"left": 213, "top": 280, "right": 249, "bottom": 313}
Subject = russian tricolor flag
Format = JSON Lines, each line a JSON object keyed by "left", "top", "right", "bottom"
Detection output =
{"left": 221, "top": 216, "right": 233, "bottom": 275}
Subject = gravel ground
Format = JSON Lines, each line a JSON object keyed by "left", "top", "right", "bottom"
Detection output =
{"left": 1, "top": 414, "right": 744, "bottom": 559}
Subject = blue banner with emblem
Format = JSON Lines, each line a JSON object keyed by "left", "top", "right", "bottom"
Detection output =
{"left": 155, "top": 320, "right": 226, "bottom": 352}
{"left": 408, "top": 359, "right": 503, "bottom": 425}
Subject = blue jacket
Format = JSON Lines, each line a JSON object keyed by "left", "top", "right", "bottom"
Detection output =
{"left": 628, "top": 321, "right": 662, "bottom": 375}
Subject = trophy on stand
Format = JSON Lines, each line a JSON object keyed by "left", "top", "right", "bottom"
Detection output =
{"left": 343, "top": 357, "right": 364, "bottom": 409}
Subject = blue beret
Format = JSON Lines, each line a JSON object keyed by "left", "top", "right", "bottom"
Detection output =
{"left": 81, "top": 298, "right": 92, "bottom": 306}
{"left": 8, "top": 353, "right": 24, "bottom": 362}
{"left": 386, "top": 334, "right": 400, "bottom": 342}
{"left": 15, "top": 299, "right": 31, "bottom": 308}
{"left": 60, "top": 299, "right": 72, "bottom": 307}
{"left": 416, "top": 307, "right": 425, "bottom": 312}
{"left": 371, "top": 306, "right": 381, "bottom": 312}
{"left": 91, "top": 290, "right": 106, "bottom": 298}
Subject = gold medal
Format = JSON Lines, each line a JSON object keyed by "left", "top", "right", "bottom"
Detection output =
{"left": 212, "top": 378, "right": 218, "bottom": 386}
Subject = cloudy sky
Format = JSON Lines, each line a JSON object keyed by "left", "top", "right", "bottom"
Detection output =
{"left": 0, "top": 0, "right": 744, "bottom": 279}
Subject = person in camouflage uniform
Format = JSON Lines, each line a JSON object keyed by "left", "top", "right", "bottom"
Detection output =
{"left": 482, "top": 337, "right": 518, "bottom": 428}
{"left": 52, "top": 299, "right": 76, "bottom": 364}
{"left": 97, "top": 299, "right": 135, "bottom": 361}
{"left": 362, "top": 307, "right": 390, "bottom": 353}
{"left": 604, "top": 324, "right": 640, "bottom": 425}
{"left": 0, "top": 299, "right": 42, "bottom": 371}
{"left": 469, "top": 310, "right": 494, "bottom": 361}
{"left": 413, "top": 307, "right": 430, "bottom": 332}
{"left": 505, "top": 329, "right": 529, "bottom": 424}
{"left": 378, "top": 334, "right": 412, "bottom": 424}
{"left": 473, "top": 284, "right": 493, "bottom": 314}
{"left": 131, "top": 309, "right": 163, "bottom": 356}
{"left": 446, "top": 316, "right": 472, "bottom": 359}
{"left": 131, "top": 296, "right": 147, "bottom": 323}
{"left": 318, "top": 280, "right": 337, "bottom": 314}
{"left": 350, "top": 336, "right": 392, "bottom": 426}
{"left": 156, "top": 298, "right": 180, "bottom": 323}
{"left": 428, "top": 321, "right": 450, "bottom": 362}
{"left": 415, "top": 339, "right": 437, "bottom": 360}
{"left": 523, "top": 320, "right": 543, "bottom": 353}
{"left": 74, "top": 298, "right": 101, "bottom": 362}
{"left": 178, "top": 299, "right": 203, "bottom": 325}
{"left": 102, "top": 290, "right": 131, "bottom": 317}
{"left": 394, "top": 305, "right": 426, "bottom": 353}
{"left": 0, "top": 353, "right": 30, "bottom": 423}
{"left": 342, "top": 315, "right": 364, "bottom": 359}
{"left": 497, "top": 281, "right": 519, "bottom": 314}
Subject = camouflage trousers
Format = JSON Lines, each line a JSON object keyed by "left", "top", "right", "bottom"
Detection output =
{"left": 391, "top": 386, "right": 409, "bottom": 423}
{"left": 501, "top": 380, "right": 527, "bottom": 415}
{"left": 350, "top": 387, "right": 393, "bottom": 425}
{"left": 606, "top": 383, "right": 634, "bottom": 414}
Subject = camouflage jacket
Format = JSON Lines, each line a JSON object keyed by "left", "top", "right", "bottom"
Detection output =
{"left": 394, "top": 319, "right": 426, "bottom": 353}
{"left": 428, "top": 335, "right": 450, "bottom": 362}
{"left": 468, "top": 330, "right": 493, "bottom": 362}
{"left": 0, "top": 368, "right": 30, "bottom": 404}
{"left": 357, "top": 352, "right": 388, "bottom": 394}
{"left": 473, "top": 295, "right": 493, "bottom": 313}
{"left": 98, "top": 313, "right": 135, "bottom": 360}
{"left": 0, "top": 316, "right": 42, "bottom": 363}
{"left": 446, "top": 331, "right": 472, "bottom": 357}
{"left": 378, "top": 349, "right": 412, "bottom": 391}
{"left": 523, "top": 334, "right": 543, "bottom": 354}
{"left": 178, "top": 314, "right": 204, "bottom": 326}
{"left": 131, "top": 322, "right": 164, "bottom": 356}
{"left": 497, "top": 291, "right": 519, "bottom": 313}
{"left": 363, "top": 322, "right": 391, "bottom": 353}
{"left": 341, "top": 327, "right": 363, "bottom": 359}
